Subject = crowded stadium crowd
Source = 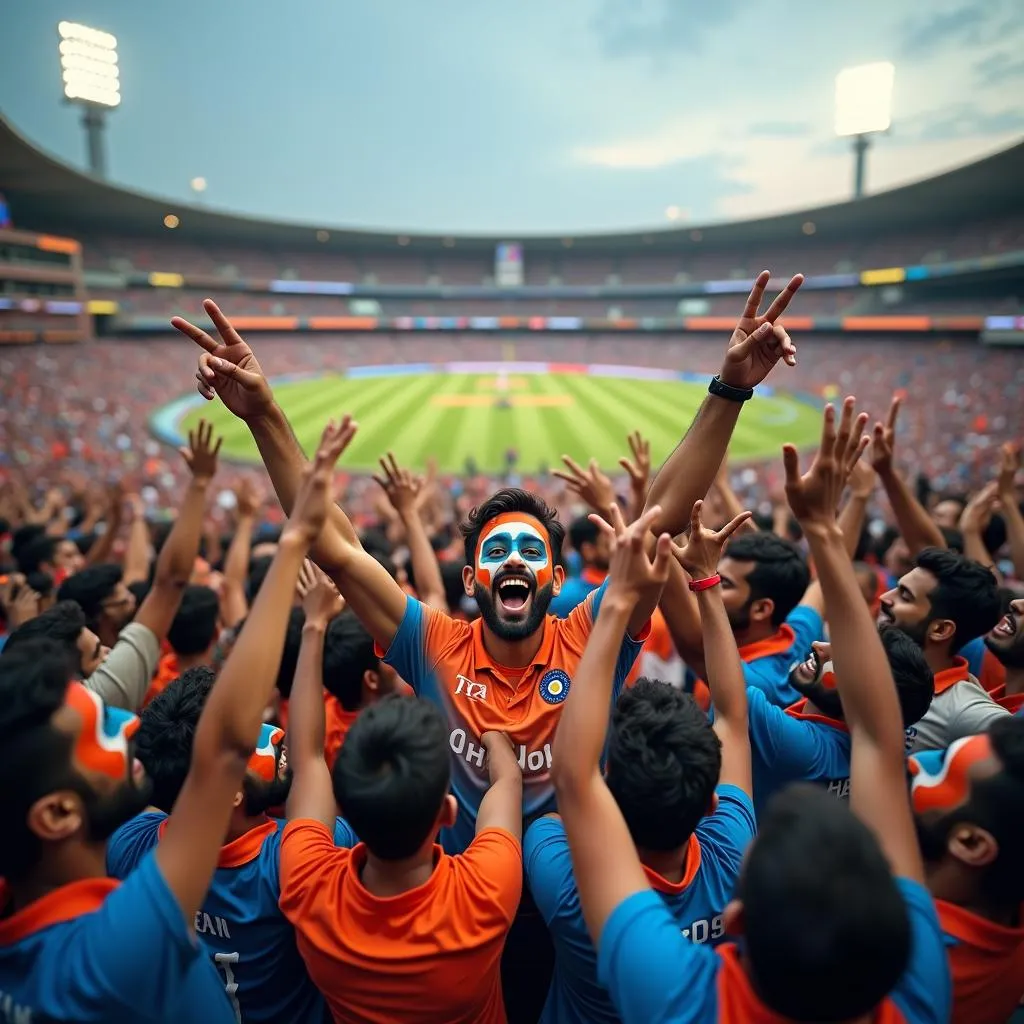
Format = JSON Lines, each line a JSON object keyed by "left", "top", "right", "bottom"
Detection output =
{"left": 1, "top": 269, "right": 1024, "bottom": 1024}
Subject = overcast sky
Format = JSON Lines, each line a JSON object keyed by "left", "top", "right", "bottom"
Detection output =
{"left": 2, "top": 0, "right": 1022, "bottom": 233}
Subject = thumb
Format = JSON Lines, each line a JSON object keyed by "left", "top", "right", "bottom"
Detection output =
{"left": 209, "top": 357, "right": 263, "bottom": 389}
{"left": 652, "top": 533, "right": 673, "bottom": 580}
{"left": 618, "top": 457, "right": 638, "bottom": 480}
{"left": 728, "top": 321, "right": 772, "bottom": 358}
{"left": 782, "top": 445, "right": 800, "bottom": 485}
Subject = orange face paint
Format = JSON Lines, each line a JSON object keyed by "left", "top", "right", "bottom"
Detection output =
{"left": 910, "top": 734, "right": 994, "bottom": 815}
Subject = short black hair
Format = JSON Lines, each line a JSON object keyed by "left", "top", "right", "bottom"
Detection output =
{"left": 136, "top": 666, "right": 216, "bottom": 812}
{"left": 606, "top": 678, "right": 721, "bottom": 851}
{"left": 167, "top": 585, "right": 220, "bottom": 656}
{"left": 15, "top": 535, "right": 59, "bottom": 575}
{"left": 741, "top": 785, "right": 910, "bottom": 1021}
{"left": 879, "top": 627, "right": 935, "bottom": 728}
{"left": 10, "top": 524, "right": 45, "bottom": 559}
{"left": 275, "top": 607, "right": 307, "bottom": 699}
{"left": 25, "top": 570, "right": 55, "bottom": 599}
{"left": 439, "top": 559, "right": 468, "bottom": 614}
{"left": 0, "top": 640, "right": 77, "bottom": 879}
{"left": 2, "top": 600, "right": 86, "bottom": 673}
{"left": 914, "top": 547, "right": 1001, "bottom": 653}
{"left": 460, "top": 487, "right": 564, "bottom": 568}
{"left": 723, "top": 532, "right": 810, "bottom": 627}
{"left": 938, "top": 526, "right": 964, "bottom": 554}
{"left": 334, "top": 694, "right": 450, "bottom": 859}
{"left": 57, "top": 563, "right": 123, "bottom": 630}
{"left": 247, "top": 555, "right": 273, "bottom": 602}
{"left": 568, "top": 515, "right": 599, "bottom": 554}
{"left": 322, "top": 611, "right": 377, "bottom": 712}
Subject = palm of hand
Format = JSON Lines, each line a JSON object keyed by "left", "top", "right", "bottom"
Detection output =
{"left": 214, "top": 343, "right": 267, "bottom": 417}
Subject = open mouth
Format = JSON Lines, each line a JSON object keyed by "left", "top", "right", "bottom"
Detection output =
{"left": 991, "top": 614, "right": 1017, "bottom": 640}
{"left": 495, "top": 574, "right": 534, "bottom": 615}
{"left": 877, "top": 606, "right": 895, "bottom": 628}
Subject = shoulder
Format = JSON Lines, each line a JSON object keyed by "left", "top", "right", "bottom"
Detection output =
{"left": 889, "top": 878, "right": 952, "bottom": 1024}
{"left": 106, "top": 812, "right": 166, "bottom": 878}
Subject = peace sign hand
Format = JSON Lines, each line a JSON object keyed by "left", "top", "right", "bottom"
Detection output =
{"left": 719, "top": 270, "right": 804, "bottom": 390}
{"left": 172, "top": 299, "right": 274, "bottom": 421}
{"left": 672, "top": 500, "right": 753, "bottom": 580}
{"left": 591, "top": 503, "right": 673, "bottom": 608}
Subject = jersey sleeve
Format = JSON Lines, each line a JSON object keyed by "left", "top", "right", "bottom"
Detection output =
{"left": 960, "top": 637, "right": 986, "bottom": 681}
{"left": 746, "top": 686, "right": 823, "bottom": 777}
{"left": 377, "top": 594, "right": 465, "bottom": 694}
{"left": 694, "top": 786, "right": 757, "bottom": 893}
{"left": 597, "top": 888, "right": 718, "bottom": 1024}
{"left": 787, "top": 605, "right": 824, "bottom": 661}
{"left": 333, "top": 816, "right": 359, "bottom": 848}
{"left": 278, "top": 818, "right": 341, "bottom": 914}
{"left": 105, "top": 811, "right": 165, "bottom": 880}
{"left": 523, "top": 817, "right": 575, "bottom": 926}
{"left": 947, "top": 688, "right": 1010, "bottom": 742}
{"left": 452, "top": 827, "right": 524, "bottom": 929}
{"left": 57, "top": 851, "right": 230, "bottom": 1019}
{"left": 888, "top": 878, "right": 952, "bottom": 1024}
{"left": 566, "top": 578, "right": 646, "bottom": 694}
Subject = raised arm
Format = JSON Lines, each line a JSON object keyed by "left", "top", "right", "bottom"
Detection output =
{"left": 645, "top": 271, "right": 803, "bottom": 537}
{"left": 120, "top": 494, "right": 151, "bottom": 586}
{"left": 156, "top": 421, "right": 344, "bottom": 929}
{"left": 83, "top": 482, "right": 124, "bottom": 568}
{"left": 837, "top": 457, "right": 876, "bottom": 559}
{"left": 220, "top": 479, "right": 262, "bottom": 627}
{"left": 475, "top": 732, "right": 523, "bottom": 840}
{"left": 672, "top": 502, "right": 753, "bottom": 795}
{"left": 958, "top": 483, "right": 1002, "bottom": 579}
{"left": 997, "top": 443, "right": 1024, "bottom": 579}
{"left": 173, "top": 301, "right": 408, "bottom": 650}
{"left": 618, "top": 431, "right": 652, "bottom": 525}
{"left": 551, "top": 504, "right": 673, "bottom": 945}
{"left": 784, "top": 398, "right": 924, "bottom": 883}
{"left": 287, "top": 560, "right": 345, "bottom": 828}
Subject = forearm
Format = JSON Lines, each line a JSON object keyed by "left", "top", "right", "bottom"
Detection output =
{"left": 658, "top": 559, "right": 707, "bottom": 677}
{"left": 154, "top": 480, "right": 208, "bottom": 586}
{"left": 249, "top": 405, "right": 360, "bottom": 549}
{"left": 476, "top": 767, "right": 524, "bottom": 840}
{"left": 121, "top": 512, "right": 150, "bottom": 583}
{"left": 696, "top": 586, "right": 747, "bottom": 729}
{"left": 961, "top": 527, "right": 1001, "bottom": 580}
{"left": 223, "top": 513, "right": 254, "bottom": 591}
{"left": 1000, "top": 496, "right": 1024, "bottom": 579}
{"left": 645, "top": 396, "right": 742, "bottom": 536}
{"left": 291, "top": 622, "right": 328, "bottom": 761}
{"left": 837, "top": 494, "right": 869, "bottom": 559}
{"left": 85, "top": 511, "right": 120, "bottom": 567}
{"left": 400, "top": 508, "right": 448, "bottom": 611}
{"left": 878, "top": 466, "right": 945, "bottom": 555}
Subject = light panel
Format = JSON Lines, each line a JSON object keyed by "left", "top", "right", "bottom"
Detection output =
{"left": 835, "top": 62, "right": 894, "bottom": 137}
{"left": 58, "top": 21, "right": 120, "bottom": 108}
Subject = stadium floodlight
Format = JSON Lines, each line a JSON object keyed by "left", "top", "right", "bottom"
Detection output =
{"left": 58, "top": 21, "right": 120, "bottom": 178}
{"left": 834, "top": 62, "right": 895, "bottom": 200}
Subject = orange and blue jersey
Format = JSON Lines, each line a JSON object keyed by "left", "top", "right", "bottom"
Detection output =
{"left": 0, "top": 852, "right": 234, "bottom": 1023}
{"left": 106, "top": 812, "right": 358, "bottom": 1024}
{"left": 596, "top": 877, "right": 951, "bottom": 1023}
{"left": 278, "top": 819, "right": 522, "bottom": 1024}
{"left": 550, "top": 567, "right": 606, "bottom": 618}
{"left": 380, "top": 580, "right": 646, "bottom": 853}
{"left": 740, "top": 606, "right": 824, "bottom": 707}
{"left": 937, "top": 898, "right": 1024, "bottom": 1024}
{"left": 524, "top": 786, "right": 756, "bottom": 1024}
{"left": 746, "top": 687, "right": 851, "bottom": 816}
{"left": 962, "top": 636, "right": 1007, "bottom": 696}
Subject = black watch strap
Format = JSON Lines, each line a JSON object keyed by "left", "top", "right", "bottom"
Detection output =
{"left": 708, "top": 375, "right": 754, "bottom": 403}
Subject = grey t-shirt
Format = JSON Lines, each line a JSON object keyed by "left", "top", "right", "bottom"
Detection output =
{"left": 84, "top": 621, "right": 161, "bottom": 712}
{"left": 908, "top": 673, "right": 1009, "bottom": 753}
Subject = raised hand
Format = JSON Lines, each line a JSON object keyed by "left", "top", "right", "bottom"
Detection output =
{"left": 283, "top": 418, "right": 357, "bottom": 544}
{"left": 296, "top": 559, "right": 345, "bottom": 628}
{"left": 179, "top": 419, "right": 222, "bottom": 484}
{"left": 783, "top": 397, "right": 870, "bottom": 528}
{"left": 719, "top": 270, "right": 804, "bottom": 390}
{"left": 373, "top": 452, "right": 424, "bottom": 518}
{"left": 998, "top": 442, "right": 1021, "bottom": 499}
{"left": 618, "top": 431, "right": 651, "bottom": 513}
{"left": 672, "top": 500, "right": 752, "bottom": 580}
{"left": 554, "top": 456, "right": 615, "bottom": 517}
{"left": 846, "top": 454, "right": 877, "bottom": 500}
{"left": 868, "top": 395, "right": 901, "bottom": 474}
{"left": 172, "top": 299, "right": 273, "bottom": 421}
{"left": 959, "top": 481, "right": 1000, "bottom": 535}
{"left": 590, "top": 503, "right": 672, "bottom": 607}
{"left": 235, "top": 477, "right": 265, "bottom": 518}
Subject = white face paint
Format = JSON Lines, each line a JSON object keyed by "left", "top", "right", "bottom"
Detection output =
{"left": 476, "top": 517, "right": 552, "bottom": 588}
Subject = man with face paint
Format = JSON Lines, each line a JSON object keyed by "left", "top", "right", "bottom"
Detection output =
{"left": 981, "top": 596, "right": 1024, "bottom": 713}
{"left": 107, "top": 666, "right": 356, "bottom": 1024}
{"left": 0, "top": 419, "right": 346, "bottom": 1024}
{"left": 909, "top": 718, "right": 1024, "bottom": 1023}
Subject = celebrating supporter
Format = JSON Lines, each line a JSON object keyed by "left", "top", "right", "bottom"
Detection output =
{"left": 984, "top": 596, "right": 1024, "bottom": 712}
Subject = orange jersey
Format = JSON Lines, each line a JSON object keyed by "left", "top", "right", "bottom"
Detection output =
{"left": 323, "top": 694, "right": 358, "bottom": 771}
{"left": 627, "top": 607, "right": 682, "bottom": 688}
{"left": 144, "top": 651, "right": 180, "bottom": 707}
{"left": 937, "top": 899, "right": 1024, "bottom": 1023}
{"left": 378, "top": 585, "right": 647, "bottom": 852}
{"left": 278, "top": 820, "right": 522, "bottom": 1024}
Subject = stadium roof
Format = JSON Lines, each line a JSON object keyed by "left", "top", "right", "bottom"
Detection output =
{"left": 2, "top": 112, "right": 1023, "bottom": 253}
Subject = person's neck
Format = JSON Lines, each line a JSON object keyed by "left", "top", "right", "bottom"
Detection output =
{"left": 926, "top": 861, "right": 1019, "bottom": 926}
{"left": 360, "top": 845, "right": 438, "bottom": 898}
{"left": 638, "top": 842, "right": 690, "bottom": 885}
{"left": 175, "top": 649, "right": 212, "bottom": 672}
{"left": 97, "top": 621, "right": 119, "bottom": 649}
{"left": 733, "top": 622, "right": 777, "bottom": 649}
{"left": 223, "top": 809, "right": 271, "bottom": 846}
{"left": 7, "top": 842, "right": 108, "bottom": 914}
{"left": 1004, "top": 665, "right": 1024, "bottom": 696}
{"left": 923, "top": 645, "right": 958, "bottom": 675}
{"left": 481, "top": 625, "right": 543, "bottom": 669}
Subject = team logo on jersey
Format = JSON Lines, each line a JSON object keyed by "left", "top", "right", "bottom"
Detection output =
{"left": 539, "top": 669, "right": 571, "bottom": 705}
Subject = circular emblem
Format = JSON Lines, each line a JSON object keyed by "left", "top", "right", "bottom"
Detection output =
{"left": 539, "top": 669, "right": 571, "bottom": 705}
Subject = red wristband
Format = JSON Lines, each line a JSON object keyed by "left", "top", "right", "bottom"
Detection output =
{"left": 688, "top": 573, "right": 722, "bottom": 592}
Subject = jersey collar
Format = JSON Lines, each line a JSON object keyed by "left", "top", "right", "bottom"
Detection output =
{"left": 643, "top": 833, "right": 702, "bottom": 895}
{"left": 933, "top": 657, "right": 972, "bottom": 695}
{"left": 991, "top": 686, "right": 1024, "bottom": 715}
{"left": 737, "top": 625, "right": 796, "bottom": 664}
{"left": 785, "top": 699, "right": 849, "bottom": 733}
{"left": 472, "top": 613, "right": 556, "bottom": 679}
{"left": 157, "top": 815, "right": 278, "bottom": 868}
{"left": 581, "top": 567, "right": 608, "bottom": 587}
{"left": 937, "top": 898, "right": 1024, "bottom": 952}
{"left": 0, "top": 877, "right": 118, "bottom": 943}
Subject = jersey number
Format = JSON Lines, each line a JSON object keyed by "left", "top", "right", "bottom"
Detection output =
{"left": 214, "top": 951, "right": 242, "bottom": 1023}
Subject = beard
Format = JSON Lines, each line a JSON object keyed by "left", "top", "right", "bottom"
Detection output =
{"left": 788, "top": 674, "right": 846, "bottom": 720}
{"left": 984, "top": 635, "right": 1024, "bottom": 670}
{"left": 726, "top": 597, "right": 753, "bottom": 634}
{"left": 879, "top": 618, "right": 929, "bottom": 649}
{"left": 475, "top": 578, "right": 554, "bottom": 642}
{"left": 242, "top": 769, "right": 292, "bottom": 816}
{"left": 79, "top": 774, "right": 154, "bottom": 843}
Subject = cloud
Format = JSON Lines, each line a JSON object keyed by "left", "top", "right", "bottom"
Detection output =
{"left": 592, "top": 0, "right": 739, "bottom": 59}
{"left": 897, "top": 103, "right": 1024, "bottom": 143}
{"left": 899, "top": 0, "right": 1023, "bottom": 56}
{"left": 747, "top": 120, "right": 815, "bottom": 138}
{"left": 974, "top": 51, "right": 1024, "bottom": 88}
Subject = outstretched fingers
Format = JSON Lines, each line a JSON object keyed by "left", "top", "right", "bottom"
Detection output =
{"left": 714, "top": 509, "right": 754, "bottom": 543}
{"left": 740, "top": 270, "right": 771, "bottom": 321}
{"left": 782, "top": 444, "right": 802, "bottom": 487}
{"left": 761, "top": 273, "right": 805, "bottom": 323}
{"left": 171, "top": 315, "right": 220, "bottom": 354}
{"left": 203, "top": 299, "right": 246, "bottom": 347}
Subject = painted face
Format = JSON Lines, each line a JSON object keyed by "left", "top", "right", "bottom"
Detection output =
{"left": 909, "top": 734, "right": 994, "bottom": 816}
{"left": 475, "top": 514, "right": 552, "bottom": 591}
{"left": 66, "top": 682, "right": 139, "bottom": 782}
{"left": 248, "top": 723, "right": 285, "bottom": 783}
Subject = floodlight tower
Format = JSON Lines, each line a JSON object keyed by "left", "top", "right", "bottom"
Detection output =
{"left": 834, "top": 62, "right": 895, "bottom": 200}
{"left": 58, "top": 21, "right": 120, "bottom": 178}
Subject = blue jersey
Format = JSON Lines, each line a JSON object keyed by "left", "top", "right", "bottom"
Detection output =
{"left": 741, "top": 606, "right": 823, "bottom": 707}
{"left": 106, "top": 813, "right": 357, "bottom": 1024}
{"left": 747, "top": 687, "right": 851, "bottom": 817}
{"left": 0, "top": 852, "right": 233, "bottom": 1023}
{"left": 596, "top": 877, "right": 950, "bottom": 1023}
{"left": 525, "top": 786, "right": 756, "bottom": 1024}
{"left": 550, "top": 572, "right": 605, "bottom": 618}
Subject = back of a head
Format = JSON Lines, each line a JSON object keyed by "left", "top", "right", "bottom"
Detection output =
{"left": 607, "top": 678, "right": 721, "bottom": 850}
{"left": 568, "top": 515, "right": 599, "bottom": 557}
{"left": 136, "top": 666, "right": 216, "bottom": 812}
{"left": 15, "top": 534, "right": 58, "bottom": 575}
{"left": 460, "top": 487, "right": 565, "bottom": 567}
{"left": 725, "top": 532, "right": 810, "bottom": 627}
{"left": 275, "top": 607, "right": 307, "bottom": 700}
{"left": 334, "top": 694, "right": 450, "bottom": 860}
{"left": 880, "top": 627, "right": 935, "bottom": 727}
{"left": 2, "top": 600, "right": 85, "bottom": 670}
{"left": 322, "top": 610, "right": 376, "bottom": 711}
{"left": 915, "top": 547, "right": 1001, "bottom": 652}
{"left": 741, "top": 785, "right": 910, "bottom": 1022}
{"left": 167, "top": 585, "right": 220, "bottom": 656}
{"left": 57, "top": 563, "right": 123, "bottom": 629}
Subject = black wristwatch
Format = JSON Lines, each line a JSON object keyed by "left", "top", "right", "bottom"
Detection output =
{"left": 708, "top": 375, "right": 754, "bottom": 403}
